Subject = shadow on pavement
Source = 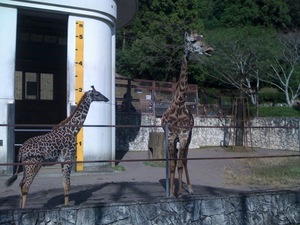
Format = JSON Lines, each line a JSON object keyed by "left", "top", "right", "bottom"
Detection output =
{"left": 0, "top": 180, "right": 250, "bottom": 210}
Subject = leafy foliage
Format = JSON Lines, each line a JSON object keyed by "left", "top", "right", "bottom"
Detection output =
{"left": 199, "top": 0, "right": 291, "bottom": 29}
{"left": 116, "top": 0, "right": 299, "bottom": 107}
{"left": 261, "top": 31, "right": 300, "bottom": 106}
{"left": 259, "top": 92, "right": 286, "bottom": 104}
{"left": 195, "top": 26, "right": 279, "bottom": 104}
{"left": 286, "top": 0, "right": 300, "bottom": 27}
{"left": 116, "top": 0, "right": 204, "bottom": 81}
{"left": 249, "top": 106, "right": 300, "bottom": 117}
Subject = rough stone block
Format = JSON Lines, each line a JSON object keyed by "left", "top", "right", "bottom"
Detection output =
{"left": 148, "top": 132, "right": 165, "bottom": 159}
{"left": 201, "top": 199, "right": 224, "bottom": 216}
{"left": 99, "top": 206, "right": 130, "bottom": 224}
{"left": 141, "top": 203, "right": 162, "bottom": 220}
{"left": 0, "top": 211, "right": 13, "bottom": 224}
{"left": 21, "top": 212, "right": 39, "bottom": 225}
{"left": 59, "top": 209, "right": 76, "bottom": 224}
{"left": 76, "top": 208, "right": 95, "bottom": 225}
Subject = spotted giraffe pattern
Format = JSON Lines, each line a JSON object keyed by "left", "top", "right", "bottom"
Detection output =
{"left": 161, "top": 32, "right": 213, "bottom": 197}
{"left": 5, "top": 86, "right": 109, "bottom": 208}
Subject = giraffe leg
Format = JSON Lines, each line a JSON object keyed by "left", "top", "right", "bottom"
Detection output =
{"left": 19, "top": 164, "right": 42, "bottom": 208}
{"left": 183, "top": 156, "right": 193, "bottom": 195}
{"left": 169, "top": 163, "right": 175, "bottom": 197}
{"left": 177, "top": 149, "right": 184, "bottom": 198}
{"left": 62, "top": 163, "right": 72, "bottom": 206}
{"left": 178, "top": 136, "right": 193, "bottom": 197}
{"left": 63, "top": 183, "right": 70, "bottom": 206}
{"left": 177, "top": 164, "right": 183, "bottom": 197}
{"left": 20, "top": 194, "right": 27, "bottom": 209}
{"left": 184, "top": 134, "right": 193, "bottom": 195}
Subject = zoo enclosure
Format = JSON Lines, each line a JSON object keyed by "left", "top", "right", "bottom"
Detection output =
{"left": 1, "top": 121, "right": 300, "bottom": 198}
{"left": 116, "top": 77, "right": 235, "bottom": 117}
{"left": 2, "top": 119, "right": 300, "bottom": 159}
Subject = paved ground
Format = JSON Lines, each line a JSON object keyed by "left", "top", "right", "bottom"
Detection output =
{"left": 0, "top": 147, "right": 298, "bottom": 210}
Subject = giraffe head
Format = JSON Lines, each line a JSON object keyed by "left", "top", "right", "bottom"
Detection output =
{"left": 184, "top": 31, "right": 213, "bottom": 57}
{"left": 89, "top": 86, "right": 109, "bottom": 102}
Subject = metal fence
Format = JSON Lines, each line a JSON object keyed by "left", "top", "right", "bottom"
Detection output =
{"left": 116, "top": 77, "right": 199, "bottom": 116}
{"left": 1, "top": 122, "right": 300, "bottom": 198}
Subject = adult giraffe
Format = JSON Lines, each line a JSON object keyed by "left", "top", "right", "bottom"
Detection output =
{"left": 5, "top": 86, "right": 109, "bottom": 208}
{"left": 161, "top": 31, "right": 213, "bottom": 197}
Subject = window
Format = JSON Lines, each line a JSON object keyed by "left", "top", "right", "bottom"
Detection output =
{"left": 15, "top": 71, "right": 23, "bottom": 100}
{"left": 25, "top": 72, "right": 37, "bottom": 99}
{"left": 15, "top": 71, "right": 54, "bottom": 100}
{"left": 40, "top": 73, "right": 54, "bottom": 100}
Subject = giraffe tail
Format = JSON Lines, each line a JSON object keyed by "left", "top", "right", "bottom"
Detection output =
{"left": 5, "top": 151, "right": 22, "bottom": 187}
{"left": 5, "top": 173, "right": 18, "bottom": 187}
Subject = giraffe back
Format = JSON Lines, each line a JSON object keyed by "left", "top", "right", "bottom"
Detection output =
{"left": 19, "top": 128, "right": 75, "bottom": 163}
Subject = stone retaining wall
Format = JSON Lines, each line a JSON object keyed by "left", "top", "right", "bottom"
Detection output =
{"left": 1, "top": 191, "right": 300, "bottom": 225}
{"left": 116, "top": 115, "right": 300, "bottom": 151}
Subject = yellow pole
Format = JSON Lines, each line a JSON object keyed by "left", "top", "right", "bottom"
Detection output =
{"left": 75, "top": 21, "right": 84, "bottom": 171}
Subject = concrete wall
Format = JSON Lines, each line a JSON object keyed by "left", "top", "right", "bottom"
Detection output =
{"left": 0, "top": 6, "right": 17, "bottom": 173}
{"left": 1, "top": 190, "right": 300, "bottom": 225}
{"left": 116, "top": 115, "right": 300, "bottom": 152}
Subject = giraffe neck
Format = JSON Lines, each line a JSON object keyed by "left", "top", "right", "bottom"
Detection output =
{"left": 56, "top": 92, "right": 92, "bottom": 134}
{"left": 172, "top": 54, "right": 188, "bottom": 106}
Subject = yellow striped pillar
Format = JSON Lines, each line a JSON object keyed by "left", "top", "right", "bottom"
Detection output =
{"left": 75, "top": 21, "right": 84, "bottom": 171}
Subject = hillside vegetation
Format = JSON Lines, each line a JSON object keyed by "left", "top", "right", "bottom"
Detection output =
{"left": 117, "top": 0, "right": 300, "bottom": 108}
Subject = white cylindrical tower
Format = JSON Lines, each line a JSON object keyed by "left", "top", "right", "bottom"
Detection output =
{"left": 67, "top": 16, "right": 115, "bottom": 170}
{"left": 0, "top": 6, "right": 17, "bottom": 174}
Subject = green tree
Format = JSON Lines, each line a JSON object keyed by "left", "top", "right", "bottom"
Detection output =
{"left": 256, "top": 0, "right": 291, "bottom": 29}
{"left": 261, "top": 31, "right": 300, "bottom": 106}
{"left": 196, "top": 26, "right": 278, "bottom": 105}
{"left": 116, "top": 0, "right": 294, "bottom": 88}
{"left": 286, "top": 0, "right": 300, "bottom": 28}
{"left": 220, "top": 0, "right": 260, "bottom": 27}
{"left": 116, "top": 0, "right": 204, "bottom": 81}
{"left": 198, "top": 0, "right": 221, "bottom": 29}
{"left": 199, "top": 0, "right": 291, "bottom": 30}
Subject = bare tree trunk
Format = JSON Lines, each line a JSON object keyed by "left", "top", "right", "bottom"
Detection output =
{"left": 235, "top": 97, "right": 244, "bottom": 146}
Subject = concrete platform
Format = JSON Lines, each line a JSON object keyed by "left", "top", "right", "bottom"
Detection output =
{"left": 0, "top": 148, "right": 298, "bottom": 210}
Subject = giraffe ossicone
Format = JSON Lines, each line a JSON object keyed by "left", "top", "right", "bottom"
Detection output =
{"left": 5, "top": 86, "right": 108, "bottom": 208}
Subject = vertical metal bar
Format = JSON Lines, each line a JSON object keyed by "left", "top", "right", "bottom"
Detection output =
{"left": 298, "top": 119, "right": 300, "bottom": 154}
{"left": 7, "top": 103, "right": 15, "bottom": 175}
{"left": 152, "top": 80, "right": 156, "bottom": 116}
{"left": 165, "top": 123, "right": 170, "bottom": 197}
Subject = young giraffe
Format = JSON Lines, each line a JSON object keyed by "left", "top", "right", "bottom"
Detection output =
{"left": 161, "top": 31, "right": 213, "bottom": 197}
{"left": 5, "top": 86, "right": 109, "bottom": 208}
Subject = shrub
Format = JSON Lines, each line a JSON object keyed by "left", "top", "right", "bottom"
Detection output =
{"left": 259, "top": 92, "right": 286, "bottom": 104}
{"left": 250, "top": 106, "right": 300, "bottom": 117}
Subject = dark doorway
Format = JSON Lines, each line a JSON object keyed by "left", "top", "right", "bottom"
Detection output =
{"left": 15, "top": 10, "right": 68, "bottom": 152}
